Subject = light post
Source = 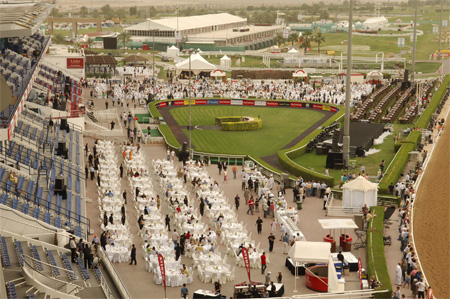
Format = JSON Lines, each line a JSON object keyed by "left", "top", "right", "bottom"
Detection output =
{"left": 188, "top": 49, "right": 195, "bottom": 160}
{"left": 343, "top": 0, "right": 354, "bottom": 168}
{"left": 152, "top": 29, "right": 159, "bottom": 98}
{"left": 411, "top": 0, "right": 419, "bottom": 82}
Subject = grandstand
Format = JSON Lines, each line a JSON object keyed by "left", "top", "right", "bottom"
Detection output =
{"left": 0, "top": 1, "right": 128, "bottom": 298}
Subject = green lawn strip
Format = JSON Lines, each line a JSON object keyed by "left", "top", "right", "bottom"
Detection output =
{"left": 142, "top": 129, "right": 162, "bottom": 137}
{"left": 416, "top": 75, "right": 450, "bottom": 128}
{"left": 170, "top": 106, "right": 324, "bottom": 157}
{"left": 366, "top": 206, "right": 393, "bottom": 298}
{"left": 148, "top": 102, "right": 162, "bottom": 118}
{"left": 158, "top": 124, "right": 181, "bottom": 151}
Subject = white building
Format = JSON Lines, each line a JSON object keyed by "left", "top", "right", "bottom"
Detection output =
{"left": 363, "top": 16, "right": 388, "bottom": 30}
{"left": 125, "top": 13, "right": 283, "bottom": 51}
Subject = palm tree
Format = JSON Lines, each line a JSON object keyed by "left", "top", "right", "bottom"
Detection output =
{"left": 52, "top": 34, "right": 65, "bottom": 44}
{"left": 86, "top": 38, "right": 94, "bottom": 48}
{"left": 79, "top": 6, "right": 88, "bottom": 17}
{"left": 314, "top": 32, "right": 326, "bottom": 53}
{"left": 274, "top": 33, "right": 285, "bottom": 47}
{"left": 287, "top": 32, "right": 298, "bottom": 46}
{"left": 119, "top": 31, "right": 131, "bottom": 52}
{"left": 299, "top": 30, "right": 313, "bottom": 54}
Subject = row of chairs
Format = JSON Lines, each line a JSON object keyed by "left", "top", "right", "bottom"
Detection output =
{"left": 0, "top": 236, "right": 11, "bottom": 267}
{"left": 30, "top": 245, "right": 43, "bottom": 271}
{"left": 46, "top": 249, "right": 61, "bottom": 276}
{"left": 60, "top": 253, "right": 77, "bottom": 280}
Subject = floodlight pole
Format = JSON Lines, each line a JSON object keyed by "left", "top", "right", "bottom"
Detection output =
{"left": 438, "top": 0, "right": 443, "bottom": 61}
{"left": 188, "top": 50, "right": 193, "bottom": 160}
{"left": 343, "top": 0, "right": 354, "bottom": 168}
{"left": 411, "top": 0, "right": 419, "bottom": 82}
{"left": 153, "top": 31, "right": 156, "bottom": 97}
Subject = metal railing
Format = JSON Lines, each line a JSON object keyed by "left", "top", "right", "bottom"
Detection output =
{"left": 21, "top": 254, "right": 82, "bottom": 298}
{"left": 0, "top": 179, "right": 90, "bottom": 239}
{"left": 98, "top": 247, "right": 131, "bottom": 299}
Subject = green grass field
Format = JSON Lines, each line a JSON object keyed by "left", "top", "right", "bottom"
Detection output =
{"left": 169, "top": 106, "right": 325, "bottom": 157}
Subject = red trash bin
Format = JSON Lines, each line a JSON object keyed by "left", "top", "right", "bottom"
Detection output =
{"left": 323, "top": 235, "right": 336, "bottom": 253}
{"left": 344, "top": 236, "right": 352, "bottom": 252}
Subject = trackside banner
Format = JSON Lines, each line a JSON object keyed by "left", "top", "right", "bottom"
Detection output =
{"left": 158, "top": 99, "right": 339, "bottom": 113}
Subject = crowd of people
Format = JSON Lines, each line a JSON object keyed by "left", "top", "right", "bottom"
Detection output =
{"left": 86, "top": 77, "right": 375, "bottom": 106}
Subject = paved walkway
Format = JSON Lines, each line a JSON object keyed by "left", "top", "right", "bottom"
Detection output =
{"left": 81, "top": 87, "right": 365, "bottom": 298}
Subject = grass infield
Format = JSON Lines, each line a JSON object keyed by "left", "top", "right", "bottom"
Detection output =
{"left": 169, "top": 106, "right": 325, "bottom": 157}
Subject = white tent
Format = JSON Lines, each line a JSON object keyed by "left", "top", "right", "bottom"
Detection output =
{"left": 293, "top": 69, "right": 308, "bottom": 78}
{"left": 342, "top": 176, "right": 378, "bottom": 208}
{"left": 220, "top": 55, "right": 231, "bottom": 68}
{"left": 288, "top": 241, "right": 342, "bottom": 293}
{"left": 167, "top": 45, "right": 180, "bottom": 58}
{"left": 288, "top": 48, "right": 299, "bottom": 54}
{"left": 210, "top": 69, "right": 226, "bottom": 77}
{"left": 175, "top": 53, "right": 216, "bottom": 76}
{"left": 367, "top": 70, "right": 383, "bottom": 81}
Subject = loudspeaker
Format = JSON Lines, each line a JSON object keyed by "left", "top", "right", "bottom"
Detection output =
{"left": 55, "top": 178, "right": 64, "bottom": 190}
{"left": 57, "top": 142, "right": 66, "bottom": 156}
{"left": 61, "top": 119, "right": 67, "bottom": 130}
{"left": 403, "top": 69, "right": 409, "bottom": 82}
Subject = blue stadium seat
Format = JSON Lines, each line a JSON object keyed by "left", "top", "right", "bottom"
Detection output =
{"left": 26, "top": 180, "right": 34, "bottom": 201}
{"left": 30, "top": 245, "right": 43, "bottom": 271}
{"left": 46, "top": 249, "right": 60, "bottom": 276}
{"left": 33, "top": 207, "right": 40, "bottom": 220}
{"left": 22, "top": 203, "right": 29, "bottom": 215}
{"left": 44, "top": 212, "right": 50, "bottom": 224}
{"left": 75, "top": 195, "right": 81, "bottom": 223}
{"left": 1, "top": 193, "right": 8, "bottom": 204}
{"left": 0, "top": 236, "right": 11, "bottom": 267}
{"left": 54, "top": 216, "right": 61, "bottom": 229}
{"left": 11, "top": 198, "right": 19, "bottom": 210}
{"left": 76, "top": 180, "right": 81, "bottom": 194}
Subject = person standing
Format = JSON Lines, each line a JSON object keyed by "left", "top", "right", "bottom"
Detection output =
{"left": 256, "top": 217, "right": 263, "bottom": 234}
{"left": 277, "top": 272, "right": 282, "bottom": 283}
{"left": 218, "top": 161, "right": 222, "bottom": 175}
{"left": 83, "top": 244, "right": 91, "bottom": 269}
{"left": 129, "top": 244, "right": 136, "bottom": 265}
{"left": 416, "top": 279, "right": 425, "bottom": 299}
{"left": 282, "top": 233, "right": 290, "bottom": 254}
{"left": 323, "top": 194, "right": 328, "bottom": 210}
{"left": 122, "top": 190, "right": 127, "bottom": 204}
{"left": 337, "top": 251, "right": 344, "bottom": 264}
{"left": 165, "top": 215, "right": 171, "bottom": 231}
{"left": 232, "top": 165, "right": 238, "bottom": 179}
{"left": 223, "top": 170, "right": 228, "bottom": 183}
{"left": 393, "top": 286, "right": 401, "bottom": 299}
{"left": 261, "top": 252, "right": 267, "bottom": 274}
{"left": 119, "top": 164, "right": 123, "bottom": 178}
{"left": 271, "top": 219, "right": 278, "bottom": 234}
{"left": 247, "top": 197, "right": 254, "bottom": 215}
{"left": 172, "top": 229, "right": 179, "bottom": 247}
{"left": 244, "top": 188, "right": 250, "bottom": 205}
{"left": 69, "top": 237, "right": 77, "bottom": 263}
{"left": 268, "top": 233, "right": 275, "bottom": 252}
{"left": 90, "top": 166, "right": 95, "bottom": 180}
{"left": 235, "top": 194, "right": 240, "bottom": 210}
{"left": 395, "top": 262, "right": 403, "bottom": 286}
{"left": 110, "top": 120, "right": 115, "bottom": 130}
{"left": 199, "top": 198, "right": 205, "bottom": 216}
{"left": 181, "top": 284, "right": 189, "bottom": 299}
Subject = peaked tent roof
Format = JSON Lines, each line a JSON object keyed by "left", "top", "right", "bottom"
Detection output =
{"left": 288, "top": 48, "right": 299, "bottom": 53}
{"left": 168, "top": 45, "right": 179, "bottom": 50}
{"left": 342, "top": 176, "right": 378, "bottom": 191}
{"left": 220, "top": 55, "right": 230, "bottom": 60}
{"left": 175, "top": 53, "right": 216, "bottom": 75}
{"left": 288, "top": 241, "right": 331, "bottom": 263}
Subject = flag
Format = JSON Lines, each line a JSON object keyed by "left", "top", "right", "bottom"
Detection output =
{"left": 242, "top": 248, "right": 251, "bottom": 283}
{"left": 358, "top": 258, "right": 362, "bottom": 290}
{"left": 158, "top": 254, "right": 166, "bottom": 292}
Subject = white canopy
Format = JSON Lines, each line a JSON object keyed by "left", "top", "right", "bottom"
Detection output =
{"left": 167, "top": 45, "right": 180, "bottom": 57}
{"left": 288, "top": 48, "right": 299, "bottom": 53}
{"left": 367, "top": 70, "right": 383, "bottom": 80}
{"left": 288, "top": 241, "right": 331, "bottom": 263}
{"left": 220, "top": 55, "right": 231, "bottom": 68}
{"left": 318, "top": 219, "right": 359, "bottom": 230}
{"left": 175, "top": 53, "right": 216, "bottom": 76}
{"left": 288, "top": 241, "right": 341, "bottom": 292}
{"left": 342, "top": 176, "right": 378, "bottom": 208}
{"left": 293, "top": 69, "right": 308, "bottom": 77}
{"left": 210, "top": 69, "right": 226, "bottom": 77}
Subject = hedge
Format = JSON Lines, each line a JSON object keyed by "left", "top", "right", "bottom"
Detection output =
{"left": 415, "top": 75, "right": 450, "bottom": 129}
{"left": 148, "top": 101, "right": 162, "bottom": 118}
{"left": 215, "top": 116, "right": 262, "bottom": 131}
{"left": 277, "top": 109, "right": 345, "bottom": 187}
{"left": 366, "top": 206, "right": 393, "bottom": 298}
{"left": 378, "top": 142, "right": 416, "bottom": 194}
{"left": 158, "top": 124, "right": 181, "bottom": 152}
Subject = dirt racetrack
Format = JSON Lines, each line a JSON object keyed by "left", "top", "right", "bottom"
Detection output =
{"left": 414, "top": 125, "right": 450, "bottom": 298}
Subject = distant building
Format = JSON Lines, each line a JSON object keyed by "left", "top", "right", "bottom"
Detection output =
{"left": 124, "top": 13, "right": 283, "bottom": 51}
{"left": 363, "top": 17, "right": 388, "bottom": 30}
